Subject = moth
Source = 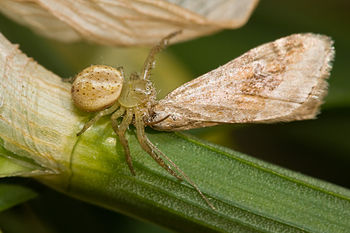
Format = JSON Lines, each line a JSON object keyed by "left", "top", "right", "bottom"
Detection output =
{"left": 151, "top": 33, "right": 334, "bottom": 130}
{"left": 71, "top": 32, "right": 334, "bottom": 209}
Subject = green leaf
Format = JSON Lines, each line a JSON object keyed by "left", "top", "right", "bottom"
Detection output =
{"left": 0, "top": 156, "right": 34, "bottom": 178}
{"left": 0, "top": 138, "right": 51, "bottom": 178}
{"left": 36, "top": 119, "right": 350, "bottom": 233}
{"left": 0, "top": 183, "right": 37, "bottom": 212}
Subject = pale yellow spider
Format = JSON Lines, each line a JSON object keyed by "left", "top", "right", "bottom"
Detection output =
{"left": 71, "top": 31, "right": 214, "bottom": 209}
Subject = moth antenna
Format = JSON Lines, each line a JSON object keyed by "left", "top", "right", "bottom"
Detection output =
{"left": 145, "top": 137, "right": 216, "bottom": 210}
{"left": 141, "top": 30, "right": 182, "bottom": 81}
{"left": 145, "top": 114, "right": 170, "bottom": 126}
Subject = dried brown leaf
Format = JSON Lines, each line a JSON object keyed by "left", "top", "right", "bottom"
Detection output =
{"left": 0, "top": 0, "right": 258, "bottom": 46}
{"left": 0, "top": 32, "right": 78, "bottom": 173}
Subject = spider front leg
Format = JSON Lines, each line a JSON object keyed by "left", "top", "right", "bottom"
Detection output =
{"left": 141, "top": 30, "right": 181, "bottom": 81}
{"left": 111, "top": 107, "right": 136, "bottom": 175}
{"left": 134, "top": 111, "right": 182, "bottom": 181}
{"left": 135, "top": 111, "right": 216, "bottom": 209}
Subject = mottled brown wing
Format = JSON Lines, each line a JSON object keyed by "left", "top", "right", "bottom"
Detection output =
{"left": 151, "top": 33, "right": 334, "bottom": 131}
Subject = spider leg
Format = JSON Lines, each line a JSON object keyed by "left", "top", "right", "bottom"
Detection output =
{"left": 111, "top": 107, "right": 136, "bottom": 175}
{"left": 116, "top": 66, "right": 124, "bottom": 77}
{"left": 146, "top": 137, "right": 215, "bottom": 209}
{"left": 140, "top": 30, "right": 181, "bottom": 81}
{"left": 135, "top": 111, "right": 216, "bottom": 210}
{"left": 110, "top": 106, "right": 126, "bottom": 132}
{"left": 63, "top": 76, "right": 75, "bottom": 83}
{"left": 77, "top": 102, "right": 120, "bottom": 136}
{"left": 134, "top": 111, "right": 182, "bottom": 181}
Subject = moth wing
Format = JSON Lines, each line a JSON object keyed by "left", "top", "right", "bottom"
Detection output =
{"left": 151, "top": 33, "right": 334, "bottom": 131}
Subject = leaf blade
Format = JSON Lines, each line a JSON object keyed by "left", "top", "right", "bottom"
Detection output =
{"left": 0, "top": 183, "right": 37, "bottom": 212}
{"left": 37, "top": 120, "right": 350, "bottom": 232}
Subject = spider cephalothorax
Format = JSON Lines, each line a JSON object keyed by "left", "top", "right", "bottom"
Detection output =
{"left": 71, "top": 31, "right": 215, "bottom": 209}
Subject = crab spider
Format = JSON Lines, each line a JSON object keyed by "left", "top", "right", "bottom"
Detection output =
{"left": 71, "top": 31, "right": 215, "bottom": 210}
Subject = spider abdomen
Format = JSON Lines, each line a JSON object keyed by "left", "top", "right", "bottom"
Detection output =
{"left": 71, "top": 65, "right": 123, "bottom": 112}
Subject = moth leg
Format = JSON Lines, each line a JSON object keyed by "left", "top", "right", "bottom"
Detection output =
{"left": 111, "top": 108, "right": 136, "bottom": 175}
{"left": 134, "top": 111, "right": 182, "bottom": 181}
{"left": 77, "top": 102, "right": 120, "bottom": 136}
{"left": 141, "top": 30, "right": 181, "bottom": 81}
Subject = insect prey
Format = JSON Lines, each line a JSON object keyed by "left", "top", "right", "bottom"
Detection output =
{"left": 71, "top": 32, "right": 334, "bottom": 210}
{"left": 151, "top": 33, "right": 334, "bottom": 131}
